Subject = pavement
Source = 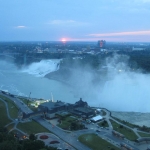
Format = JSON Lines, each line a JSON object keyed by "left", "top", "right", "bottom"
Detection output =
{"left": 1, "top": 91, "right": 150, "bottom": 150}
{"left": 36, "top": 132, "right": 75, "bottom": 150}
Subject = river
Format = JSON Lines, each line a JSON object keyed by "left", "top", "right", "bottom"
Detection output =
{"left": 0, "top": 60, "right": 78, "bottom": 103}
{"left": 1, "top": 58, "right": 150, "bottom": 113}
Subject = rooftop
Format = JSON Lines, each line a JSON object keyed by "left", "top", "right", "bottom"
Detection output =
{"left": 40, "top": 101, "right": 66, "bottom": 110}
{"left": 75, "top": 107, "right": 94, "bottom": 113}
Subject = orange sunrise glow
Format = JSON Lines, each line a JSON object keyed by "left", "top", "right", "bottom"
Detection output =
{"left": 61, "top": 38, "right": 67, "bottom": 42}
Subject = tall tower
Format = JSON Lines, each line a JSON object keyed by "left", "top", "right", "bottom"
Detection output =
{"left": 97, "top": 40, "right": 106, "bottom": 48}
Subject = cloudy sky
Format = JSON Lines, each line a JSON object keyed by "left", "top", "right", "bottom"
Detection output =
{"left": 0, "top": 0, "right": 150, "bottom": 42}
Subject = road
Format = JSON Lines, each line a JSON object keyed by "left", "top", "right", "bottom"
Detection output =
{"left": 35, "top": 117, "right": 91, "bottom": 150}
{"left": 0, "top": 91, "right": 149, "bottom": 150}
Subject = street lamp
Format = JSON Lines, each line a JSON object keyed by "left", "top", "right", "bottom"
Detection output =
{"left": 27, "top": 92, "right": 31, "bottom": 106}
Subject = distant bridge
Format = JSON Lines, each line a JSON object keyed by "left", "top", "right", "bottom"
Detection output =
{"left": 0, "top": 53, "right": 16, "bottom": 59}
{"left": 0, "top": 53, "right": 28, "bottom": 65}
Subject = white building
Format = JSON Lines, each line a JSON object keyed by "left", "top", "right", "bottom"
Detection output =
{"left": 132, "top": 47, "right": 145, "bottom": 51}
{"left": 91, "top": 115, "right": 103, "bottom": 122}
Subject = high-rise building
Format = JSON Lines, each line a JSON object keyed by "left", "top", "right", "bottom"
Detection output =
{"left": 97, "top": 40, "right": 106, "bottom": 48}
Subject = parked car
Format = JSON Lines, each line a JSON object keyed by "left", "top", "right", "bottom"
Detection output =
{"left": 96, "top": 130, "right": 101, "bottom": 132}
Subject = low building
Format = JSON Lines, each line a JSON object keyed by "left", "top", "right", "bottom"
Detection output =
{"left": 90, "top": 115, "right": 103, "bottom": 122}
{"left": 22, "top": 111, "right": 44, "bottom": 120}
{"left": 96, "top": 108, "right": 101, "bottom": 112}
{"left": 70, "top": 107, "right": 95, "bottom": 118}
{"left": 38, "top": 98, "right": 96, "bottom": 119}
{"left": 38, "top": 100, "right": 68, "bottom": 118}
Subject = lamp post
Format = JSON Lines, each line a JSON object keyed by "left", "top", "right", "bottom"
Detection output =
{"left": 27, "top": 92, "right": 31, "bottom": 106}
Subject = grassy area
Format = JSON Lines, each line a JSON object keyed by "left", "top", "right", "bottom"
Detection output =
{"left": 78, "top": 133, "right": 120, "bottom": 150}
{"left": 0, "top": 100, "right": 11, "bottom": 127}
{"left": 138, "top": 132, "right": 150, "bottom": 137}
{"left": 0, "top": 95, "right": 18, "bottom": 119}
{"left": 111, "top": 116, "right": 150, "bottom": 133}
{"left": 111, "top": 116, "right": 139, "bottom": 129}
{"left": 98, "top": 120, "right": 109, "bottom": 127}
{"left": 110, "top": 119, "right": 138, "bottom": 141}
{"left": 17, "top": 120, "right": 50, "bottom": 134}
{"left": 6, "top": 123, "right": 15, "bottom": 131}
{"left": 58, "top": 116, "right": 77, "bottom": 130}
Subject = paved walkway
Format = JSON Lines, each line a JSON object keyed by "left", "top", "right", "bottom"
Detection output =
{"left": 1, "top": 94, "right": 150, "bottom": 150}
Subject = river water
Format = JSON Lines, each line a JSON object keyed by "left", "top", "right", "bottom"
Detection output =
{"left": 1, "top": 59, "right": 150, "bottom": 113}
{"left": 0, "top": 60, "right": 78, "bottom": 103}
{"left": 2, "top": 59, "right": 150, "bottom": 126}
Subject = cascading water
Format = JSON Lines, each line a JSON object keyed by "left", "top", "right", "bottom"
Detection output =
{"left": 0, "top": 59, "right": 77, "bottom": 103}
{"left": 22, "top": 59, "right": 60, "bottom": 77}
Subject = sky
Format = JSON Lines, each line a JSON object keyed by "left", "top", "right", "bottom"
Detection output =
{"left": 0, "top": 0, "right": 150, "bottom": 42}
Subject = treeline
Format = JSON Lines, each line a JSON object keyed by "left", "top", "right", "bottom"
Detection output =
{"left": 13, "top": 50, "right": 150, "bottom": 73}
{"left": 0, "top": 127, "right": 56, "bottom": 150}
{"left": 129, "top": 52, "right": 150, "bottom": 72}
{"left": 60, "top": 51, "right": 150, "bottom": 73}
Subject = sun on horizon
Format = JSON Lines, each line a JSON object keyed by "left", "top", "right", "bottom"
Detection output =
{"left": 61, "top": 38, "right": 67, "bottom": 42}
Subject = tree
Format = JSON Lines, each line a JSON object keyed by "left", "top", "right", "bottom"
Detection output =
{"left": 29, "top": 133, "right": 36, "bottom": 141}
{"left": 70, "top": 122, "right": 78, "bottom": 130}
{"left": 22, "top": 139, "right": 45, "bottom": 150}
{"left": 0, "top": 140, "right": 20, "bottom": 150}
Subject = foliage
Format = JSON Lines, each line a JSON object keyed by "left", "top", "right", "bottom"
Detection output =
{"left": 110, "top": 119, "right": 138, "bottom": 141}
{"left": 139, "top": 125, "right": 150, "bottom": 132}
{"left": 58, "top": 116, "right": 85, "bottom": 130}
{"left": 111, "top": 116, "right": 138, "bottom": 128}
{"left": 70, "top": 122, "right": 85, "bottom": 130}
{"left": 29, "top": 133, "right": 37, "bottom": 141}
{"left": 111, "top": 116, "right": 150, "bottom": 132}
{"left": 98, "top": 120, "right": 109, "bottom": 127}
{"left": 17, "top": 120, "right": 50, "bottom": 134}
{"left": 0, "top": 128, "right": 56, "bottom": 150}
{"left": 138, "top": 132, "right": 150, "bottom": 137}
{"left": 0, "top": 100, "right": 11, "bottom": 127}
{"left": 0, "top": 95, "right": 18, "bottom": 119}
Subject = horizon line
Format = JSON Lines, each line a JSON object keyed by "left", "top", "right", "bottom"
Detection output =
{"left": 0, "top": 40, "right": 150, "bottom": 43}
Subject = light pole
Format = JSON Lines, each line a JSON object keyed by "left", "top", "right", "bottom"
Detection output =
{"left": 27, "top": 92, "right": 31, "bottom": 106}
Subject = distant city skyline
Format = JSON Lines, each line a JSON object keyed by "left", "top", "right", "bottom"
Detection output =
{"left": 0, "top": 0, "right": 150, "bottom": 42}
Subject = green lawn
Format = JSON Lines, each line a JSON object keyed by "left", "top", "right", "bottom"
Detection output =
{"left": 111, "top": 116, "right": 139, "bottom": 129}
{"left": 0, "top": 95, "right": 18, "bottom": 119}
{"left": 110, "top": 119, "right": 138, "bottom": 141}
{"left": 17, "top": 120, "right": 50, "bottom": 134}
{"left": 0, "top": 100, "right": 11, "bottom": 127}
{"left": 138, "top": 132, "right": 150, "bottom": 137}
{"left": 6, "top": 123, "right": 15, "bottom": 131}
{"left": 78, "top": 133, "right": 120, "bottom": 150}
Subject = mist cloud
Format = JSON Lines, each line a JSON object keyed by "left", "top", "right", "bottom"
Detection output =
{"left": 68, "top": 54, "right": 150, "bottom": 112}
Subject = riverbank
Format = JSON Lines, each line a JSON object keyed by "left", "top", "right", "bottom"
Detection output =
{"left": 112, "top": 111, "right": 150, "bottom": 127}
